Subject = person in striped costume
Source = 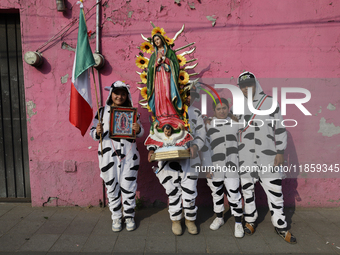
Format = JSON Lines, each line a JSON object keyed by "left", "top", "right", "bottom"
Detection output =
{"left": 205, "top": 98, "right": 244, "bottom": 238}
{"left": 234, "top": 71, "right": 296, "bottom": 244}
{"left": 90, "top": 81, "right": 144, "bottom": 232}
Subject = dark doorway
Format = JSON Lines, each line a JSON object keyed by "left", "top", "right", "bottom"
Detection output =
{"left": 0, "top": 12, "right": 30, "bottom": 202}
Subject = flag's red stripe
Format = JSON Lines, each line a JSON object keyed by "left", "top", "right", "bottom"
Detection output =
{"left": 69, "top": 83, "right": 93, "bottom": 136}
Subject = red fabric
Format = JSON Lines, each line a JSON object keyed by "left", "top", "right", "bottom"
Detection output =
{"left": 175, "top": 133, "right": 193, "bottom": 146}
{"left": 154, "top": 59, "right": 185, "bottom": 129}
{"left": 69, "top": 83, "right": 93, "bottom": 136}
{"left": 144, "top": 136, "right": 164, "bottom": 147}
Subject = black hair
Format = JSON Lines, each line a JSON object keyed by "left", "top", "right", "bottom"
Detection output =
{"left": 152, "top": 34, "right": 165, "bottom": 47}
{"left": 212, "top": 97, "right": 239, "bottom": 122}
{"left": 162, "top": 124, "right": 174, "bottom": 133}
{"left": 238, "top": 80, "right": 256, "bottom": 88}
{"left": 212, "top": 98, "right": 229, "bottom": 110}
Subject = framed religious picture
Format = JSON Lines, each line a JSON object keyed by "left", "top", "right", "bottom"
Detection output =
{"left": 109, "top": 106, "right": 137, "bottom": 139}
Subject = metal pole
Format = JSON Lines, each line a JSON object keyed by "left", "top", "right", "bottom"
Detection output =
{"left": 96, "top": 0, "right": 100, "bottom": 54}
{"left": 95, "top": 0, "right": 105, "bottom": 207}
{"left": 95, "top": 0, "right": 102, "bottom": 105}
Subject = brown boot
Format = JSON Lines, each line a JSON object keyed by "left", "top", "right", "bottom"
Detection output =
{"left": 185, "top": 219, "right": 198, "bottom": 235}
{"left": 172, "top": 220, "right": 182, "bottom": 236}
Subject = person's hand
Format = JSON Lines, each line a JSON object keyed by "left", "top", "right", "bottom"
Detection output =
{"left": 274, "top": 153, "right": 284, "bottom": 167}
{"left": 204, "top": 118, "right": 212, "bottom": 125}
{"left": 206, "top": 171, "right": 213, "bottom": 179}
{"left": 190, "top": 145, "right": 198, "bottom": 158}
{"left": 177, "top": 123, "right": 185, "bottom": 130}
{"left": 158, "top": 50, "right": 164, "bottom": 57}
{"left": 96, "top": 123, "right": 103, "bottom": 136}
{"left": 157, "top": 52, "right": 164, "bottom": 64}
{"left": 132, "top": 123, "right": 140, "bottom": 133}
{"left": 148, "top": 150, "right": 155, "bottom": 162}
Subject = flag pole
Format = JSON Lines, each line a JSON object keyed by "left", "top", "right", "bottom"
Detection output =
{"left": 92, "top": 67, "right": 103, "bottom": 157}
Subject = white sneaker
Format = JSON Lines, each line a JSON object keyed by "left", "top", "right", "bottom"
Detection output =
{"left": 210, "top": 217, "right": 224, "bottom": 230}
{"left": 125, "top": 218, "right": 136, "bottom": 231}
{"left": 234, "top": 222, "right": 244, "bottom": 238}
{"left": 112, "top": 218, "right": 122, "bottom": 232}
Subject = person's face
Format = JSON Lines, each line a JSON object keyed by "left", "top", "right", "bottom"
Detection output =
{"left": 111, "top": 89, "right": 128, "bottom": 106}
{"left": 214, "top": 103, "right": 229, "bottom": 119}
{"left": 154, "top": 36, "right": 163, "bottom": 48}
{"left": 164, "top": 127, "right": 172, "bottom": 137}
{"left": 240, "top": 82, "right": 256, "bottom": 99}
{"left": 185, "top": 92, "right": 191, "bottom": 106}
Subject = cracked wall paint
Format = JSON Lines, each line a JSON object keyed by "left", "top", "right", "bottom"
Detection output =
{"left": 318, "top": 117, "right": 340, "bottom": 137}
{"left": 61, "top": 74, "right": 69, "bottom": 84}
{"left": 189, "top": 2, "right": 195, "bottom": 10}
{"left": 206, "top": 15, "right": 217, "bottom": 26}
{"left": 26, "top": 101, "right": 37, "bottom": 122}
{"left": 327, "top": 103, "right": 336, "bottom": 111}
{"left": 61, "top": 42, "right": 76, "bottom": 52}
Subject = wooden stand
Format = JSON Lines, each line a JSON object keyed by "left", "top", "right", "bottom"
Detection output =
{"left": 150, "top": 149, "right": 190, "bottom": 162}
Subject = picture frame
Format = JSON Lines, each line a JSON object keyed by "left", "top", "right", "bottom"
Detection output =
{"left": 109, "top": 106, "right": 137, "bottom": 139}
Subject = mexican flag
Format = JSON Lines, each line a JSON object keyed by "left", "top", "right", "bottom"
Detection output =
{"left": 69, "top": 2, "right": 96, "bottom": 136}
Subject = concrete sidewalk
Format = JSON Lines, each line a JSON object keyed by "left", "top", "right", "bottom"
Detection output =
{"left": 0, "top": 203, "right": 340, "bottom": 254}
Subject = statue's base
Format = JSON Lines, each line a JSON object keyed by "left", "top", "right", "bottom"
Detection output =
{"left": 150, "top": 148, "right": 190, "bottom": 162}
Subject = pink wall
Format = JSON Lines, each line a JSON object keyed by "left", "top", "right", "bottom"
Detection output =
{"left": 1, "top": 0, "right": 339, "bottom": 207}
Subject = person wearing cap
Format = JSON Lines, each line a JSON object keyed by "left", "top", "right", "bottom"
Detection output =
{"left": 233, "top": 71, "right": 297, "bottom": 244}
{"left": 90, "top": 81, "right": 144, "bottom": 232}
{"left": 147, "top": 87, "right": 205, "bottom": 236}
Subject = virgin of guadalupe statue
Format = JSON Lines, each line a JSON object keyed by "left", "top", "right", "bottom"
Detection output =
{"left": 146, "top": 33, "right": 185, "bottom": 130}
{"left": 136, "top": 24, "right": 199, "bottom": 161}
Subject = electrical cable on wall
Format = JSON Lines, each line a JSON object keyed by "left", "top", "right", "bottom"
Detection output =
{"left": 35, "top": 1, "right": 100, "bottom": 53}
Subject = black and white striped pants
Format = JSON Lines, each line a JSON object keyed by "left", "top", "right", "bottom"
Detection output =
{"left": 241, "top": 176, "right": 287, "bottom": 228}
{"left": 156, "top": 159, "right": 198, "bottom": 221}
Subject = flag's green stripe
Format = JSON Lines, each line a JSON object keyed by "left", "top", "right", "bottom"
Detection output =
{"left": 74, "top": 8, "right": 95, "bottom": 80}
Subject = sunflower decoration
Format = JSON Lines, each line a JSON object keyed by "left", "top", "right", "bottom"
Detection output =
{"left": 163, "top": 35, "right": 174, "bottom": 46}
{"left": 176, "top": 55, "right": 187, "bottom": 67}
{"left": 140, "top": 42, "right": 154, "bottom": 54}
{"left": 178, "top": 70, "right": 189, "bottom": 85}
{"left": 151, "top": 27, "right": 166, "bottom": 37}
{"left": 140, "top": 87, "right": 147, "bottom": 100}
{"left": 183, "top": 117, "right": 190, "bottom": 131}
{"left": 136, "top": 56, "right": 149, "bottom": 69}
{"left": 140, "top": 71, "right": 147, "bottom": 84}
{"left": 183, "top": 103, "right": 188, "bottom": 114}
